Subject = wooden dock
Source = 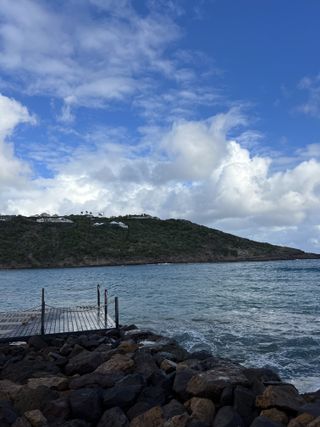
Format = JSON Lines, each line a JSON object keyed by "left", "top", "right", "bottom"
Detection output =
{"left": 0, "top": 286, "right": 118, "bottom": 343}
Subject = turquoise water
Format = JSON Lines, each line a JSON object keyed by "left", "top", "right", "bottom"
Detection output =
{"left": 0, "top": 259, "right": 319, "bottom": 392}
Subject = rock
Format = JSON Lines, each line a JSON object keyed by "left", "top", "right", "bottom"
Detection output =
{"left": 256, "top": 385, "right": 305, "bottom": 412}
{"left": 250, "top": 416, "right": 284, "bottom": 427}
{"left": 187, "top": 365, "right": 249, "bottom": 400}
{"left": 0, "top": 380, "right": 23, "bottom": 400}
{"left": 173, "top": 368, "right": 195, "bottom": 401}
{"left": 288, "top": 413, "right": 315, "bottom": 427}
{"left": 164, "top": 414, "right": 190, "bottom": 427}
{"left": 117, "top": 340, "right": 139, "bottom": 353}
{"left": 213, "top": 406, "right": 244, "bottom": 427}
{"left": 69, "top": 371, "right": 122, "bottom": 389}
{"left": 59, "top": 342, "right": 72, "bottom": 356}
{"left": 138, "top": 384, "right": 167, "bottom": 406}
{"left": 127, "top": 401, "right": 156, "bottom": 420}
{"left": 243, "top": 369, "right": 281, "bottom": 386}
{"left": 0, "top": 360, "right": 60, "bottom": 383}
{"left": 97, "top": 407, "right": 129, "bottom": 427}
{"left": 95, "top": 353, "right": 134, "bottom": 374}
{"left": 261, "top": 408, "right": 289, "bottom": 425}
{"left": 161, "top": 359, "right": 177, "bottom": 374}
{"left": 0, "top": 399, "right": 19, "bottom": 426}
{"left": 130, "top": 405, "right": 165, "bottom": 427}
{"left": 28, "top": 336, "right": 48, "bottom": 351}
{"left": 65, "top": 349, "right": 107, "bottom": 375}
{"left": 24, "top": 409, "right": 47, "bottom": 427}
{"left": 103, "top": 375, "right": 143, "bottom": 409}
{"left": 69, "top": 388, "right": 102, "bottom": 423}
{"left": 187, "top": 397, "right": 215, "bottom": 425}
{"left": 299, "top": 404, "right": 320, "bottom": 418}
{"left": 149, "top": 370, "right": 174, "bottom": 393}
{"left": 12, "top": 417, "right": 32, "bottom": 427}
{"left": 133, "top": 350, "right": 159, "bottom": 380}
{"left": 124, "top": 329, "right": 161, "bottom": 342}
{"left": 163, "top": 399, "right": 187, "bottom": 420}
{"left": 308, "top": 417, "right": 320, "bottom": 427}
{"left": 220, "top": 386, "right": 234, "bottom": 406}
{"left": 43, "top": 397, "right": 70, "bottom": 422}
{"left": 14, "top": 386, "right": 59, "bottom": 413}
{"left": 233, "top": 385, "right": 256, "bottom": 425}
{"left": 27, "top": 376, "right": 68, "bottom": 391}
{"left": 154, "top": 352, "right": 179, "bottom": 366}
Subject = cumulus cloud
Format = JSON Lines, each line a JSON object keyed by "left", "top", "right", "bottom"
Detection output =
{"left": 0, "top": 93, "right": 35, "bottom": 192}
{"left": 2, "top": 99, "right": 319, "bottom": 251}
{"left": 297, "top": 74, "right": 320, "bottom": 118}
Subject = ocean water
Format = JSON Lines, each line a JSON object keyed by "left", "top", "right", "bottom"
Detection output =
{"left": 0, "top": 259, "right": 319, "bottom": 392}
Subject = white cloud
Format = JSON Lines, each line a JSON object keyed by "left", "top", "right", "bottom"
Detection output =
{"left": 297, "top": 74, "right": 320, "bottom": 118}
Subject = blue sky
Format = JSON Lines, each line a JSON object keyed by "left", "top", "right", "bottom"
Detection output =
{"left": 1, "top": 0, "right": 320, "bottom": 252}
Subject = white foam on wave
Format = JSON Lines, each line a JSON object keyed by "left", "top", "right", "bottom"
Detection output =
{"left": 288, "top": 376, "right": 320, "bottom": 393}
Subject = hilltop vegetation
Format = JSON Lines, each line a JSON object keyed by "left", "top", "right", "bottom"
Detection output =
{"left": 0, "top": 215, "right": 317, "bottom": 269}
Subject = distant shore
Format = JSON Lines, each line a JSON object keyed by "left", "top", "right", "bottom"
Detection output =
{"left": 0, "top": 252, "right": 319, "bottom": 270}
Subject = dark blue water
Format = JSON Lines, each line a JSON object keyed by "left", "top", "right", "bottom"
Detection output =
{"left": 0, "top": 259, "right": 319, "bottom": 392}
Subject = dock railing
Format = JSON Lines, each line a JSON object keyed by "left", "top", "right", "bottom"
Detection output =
{"left": 0, "top": 285, "right": 119, "bottom": 343}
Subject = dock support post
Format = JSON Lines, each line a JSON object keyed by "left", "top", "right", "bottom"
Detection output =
{"left": 104, "top": 289, "right": 108, "bottom": 328}
{"left": 115, "top": 297, "right": 119, "bottom": 329}
{"left": 41, "top": 288, "right": 45, "bottom": 335}
{"left": 97, "top": 284, "right": 101, "bottom": 312}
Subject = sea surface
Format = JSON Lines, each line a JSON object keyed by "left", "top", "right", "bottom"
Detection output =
{"left": 0, "top": 259, "right": 319, "bottom": 392}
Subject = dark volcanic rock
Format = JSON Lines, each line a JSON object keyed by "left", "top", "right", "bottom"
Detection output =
{"left": 0, "top": 359, "right": 60, "bottom": 383}
{"left": 256, "top": 385, "right": 305, "bottom": 412}
{"left": 65, "top": 349, "right": 107, "bottom": 375}
{"left": 97, "top": 407, "right": 129, "bottom": 427}
{"left": 162, "top": 398, "right": 186, "bottom": 419}
{"left": 69, "top": 388, "right": 103, "bottom": 423}
{"left": 213, "top": 406, "right": 244, "bottom": 427}
{"left": 250, "top": 416, "right": 284, "bottom": 427}
{"left": 233, "top": 385, "right": 257, "bottom": 425}
{"left": 0, "top": 399, "right": 19, "bottom": 426}
{"left": 173, "top": 368, "right": 195, "bottom": 401}
{"left": 69, "top": 370, "right": 123, "bottom": 389}
{"left": 14, "top": 385, "right": 59, "bottom": 413}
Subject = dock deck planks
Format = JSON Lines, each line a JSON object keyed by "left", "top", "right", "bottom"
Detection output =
{"left": 0, "top": 305, "right": 115, "bottom": 342}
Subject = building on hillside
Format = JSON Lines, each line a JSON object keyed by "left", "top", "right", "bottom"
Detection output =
{"left": 36, "top": 217, "right": 74, "bottom": 224}
{"left": 110, "top": 221, "right": 128, "bottom": 229}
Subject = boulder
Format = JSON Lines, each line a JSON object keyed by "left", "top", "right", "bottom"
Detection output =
{"left": 14, "top": 386, "right": 59, "bottom": 413}
{"left": 186, "top": 397, "right": 215, "bottom": 425}
{"left": 69, "top": 371, "right": 122, "bottom": 389}
{"left": 12, "top": 417, "right": 32, "bottom": 427}
{"left": 24, "top": 409, "right": 47, "bottom": 427}
{"left": 250, "top": 416, "right": 284, "bottom": 427}
{"left": 163, "top": 399, "right": 187, "bottom": 420}
{"left": 0, "top": 380, "right": 23, "bottom": 401}
{"left": 173, "top": 368, "right": 195, "bottom": 401}
{"left": 97, "top": 407, "right": 129, "bottom": 427}
{"left": 261, "top": 408, "right": 289, "bottom": 425}
{"left": 103, "top": 375, "right": 143, "bottom": 409}
{"left": 0, "top": 360, "right": 60, "bottom": 383}
{"left": 233, "top": 385, "right": 256, "bottom": 425}
{"left": 117, "top": 340, "right": 139, "bottom": 353}
{"left": 65, "top": 350, "right": 107, "bottom": 375}
{"left": 69, "top": 388, "right": 103, "bottom": 423}
{"left": 256, "top": 385, "right": 305, "bottom": 412}
{"left": 27, "top": 376, "right": 68, "bottom": 391}
{"left": 220, "top": 386, "right": 234, "bottom": 406}
{"left": 308, "top": 417, "right": 320, "bottom": 427}
{"left": 213, "top": 406, "right": 244, "bottom": 427}
{"left": 0, "top": 399, "right": 19, "bottom": 426}
{"left": 161, "top": 359, "right": 177, "bottom": 374}
{"left": 28, "top": 336, "right": 48, "bottom": 351}
{"left": 164, "top": 414, "right": 190, "bottom": 427}
{"left": 288, "top": 413, "right": 315, "bottom": 427}
{"left": 130, "top": 405, "right": 165, "bottom": 427}
{"left": 127, "top": 401, "right": 156, "bottom": 420}
{"left": 43, "top": 397, "right": 70, "bottom": 422}
{"left": 187, "top": 365, "right": 249, "bottom": 400}
{"left": 95, "top": 354, "right": 134, "bottom": 375}
{"left": 299, "top": 404, "right": 320, "bottom": 418}
{"left": 133, "top": 350, "right": 159, "bottom": 380}
{"left": 243, "top": 369, "right": 281, "bottom": 386}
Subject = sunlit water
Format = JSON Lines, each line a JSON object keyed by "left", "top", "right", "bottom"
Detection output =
{"left": 0, "top": 259, "right": 319, "bottom": 392}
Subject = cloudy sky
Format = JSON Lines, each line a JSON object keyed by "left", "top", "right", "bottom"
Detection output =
{"left": 1, "top": 0, "right": 320, "bottom": 252}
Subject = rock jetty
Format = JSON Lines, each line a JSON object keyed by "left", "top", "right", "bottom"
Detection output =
{"left": 0, "top": 326, "right": 319, "bottom": 427}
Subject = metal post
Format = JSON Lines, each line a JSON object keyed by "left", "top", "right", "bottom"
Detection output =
{"left": 104, "top": 289, "right": 108, "bottom": 328}
{"left": 41, "top": 288, "right": 45, "bottom": 335}
{"left": 115, "top": 296, "right": 119, "bottom": 329}
{"left": 97, "top": 284, "right": 101, "bottom": 310}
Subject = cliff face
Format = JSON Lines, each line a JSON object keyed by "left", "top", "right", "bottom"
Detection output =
{"left": 0, "top": 215, "right": 318, "bottom": 269}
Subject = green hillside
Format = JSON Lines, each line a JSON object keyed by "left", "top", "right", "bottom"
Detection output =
{"left": 0, "top": 215, "right": 318, "bottom": 269}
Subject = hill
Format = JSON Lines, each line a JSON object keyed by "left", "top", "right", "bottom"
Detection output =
{"left": 0, "top": 215, "right": 318, "bottom": 269}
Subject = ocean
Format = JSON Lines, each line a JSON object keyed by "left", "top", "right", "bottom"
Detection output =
{"left": 0, "top": 259, "right": 319, "bottom": 392}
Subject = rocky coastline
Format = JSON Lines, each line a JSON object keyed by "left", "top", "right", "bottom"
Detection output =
{"left": 0, "top": 326, "right": 319, "bottom": 427}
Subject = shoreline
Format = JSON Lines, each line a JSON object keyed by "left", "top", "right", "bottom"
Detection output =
{"left": 0, "top": 253, "right": 319, "bottom": 271}
{"left": 0, "top": 326, "right": 319, "bottom": 427}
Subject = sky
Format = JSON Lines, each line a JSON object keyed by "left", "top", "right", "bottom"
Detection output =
{"left": 1, "top": 0, "right": 320, "bottom": 252}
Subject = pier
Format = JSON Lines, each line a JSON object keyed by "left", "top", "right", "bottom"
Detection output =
{"left": 0, "top": 286, "right": 118, "bottom": 343}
